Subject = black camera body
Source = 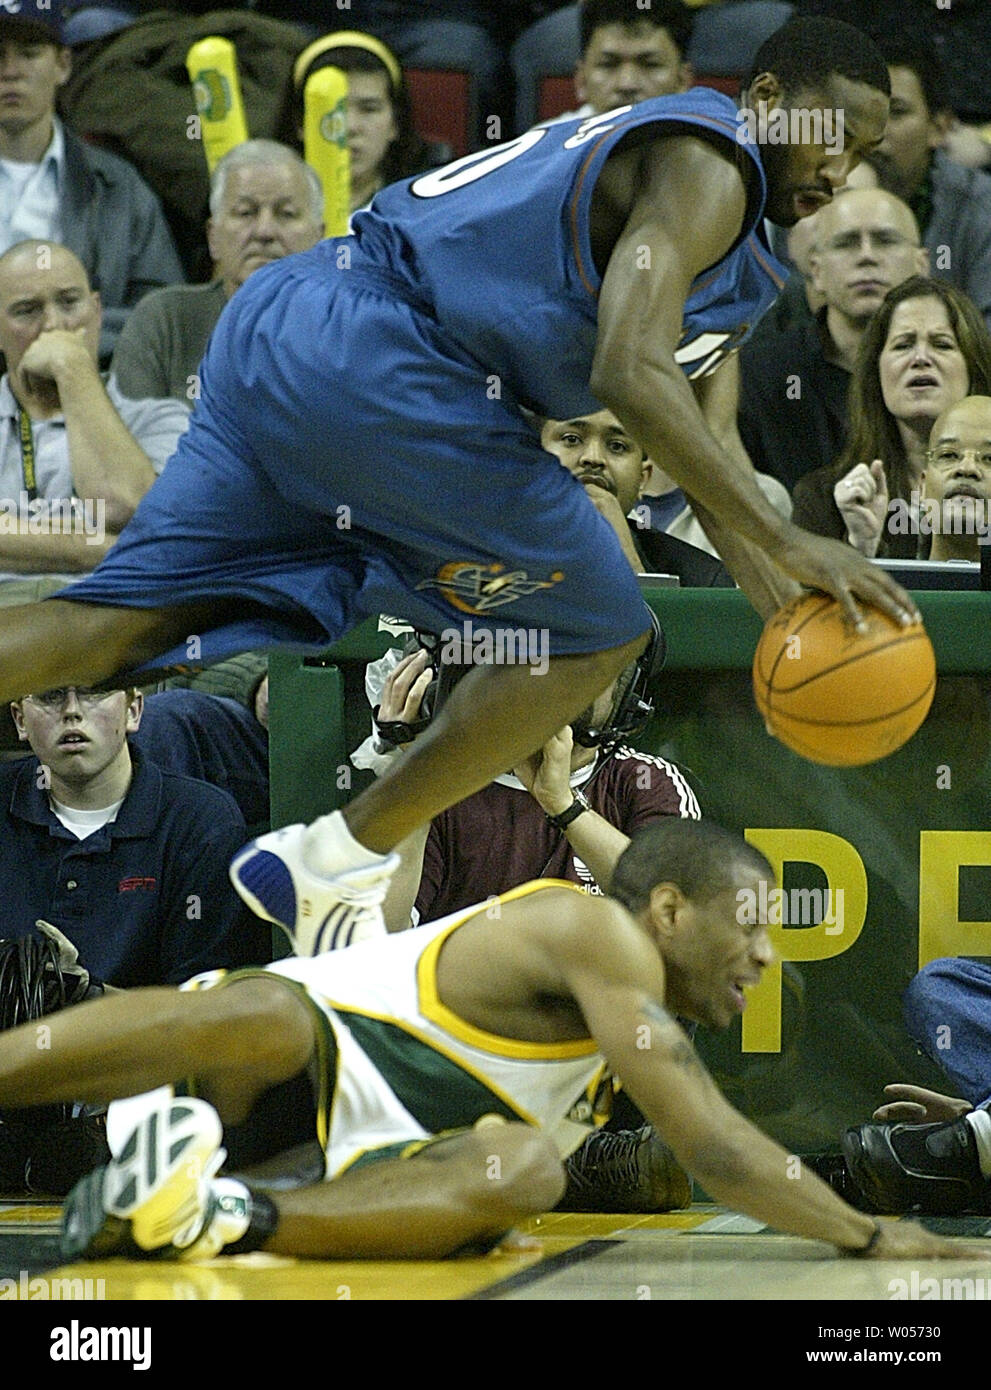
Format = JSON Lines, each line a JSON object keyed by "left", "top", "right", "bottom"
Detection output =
{"left": 374, "top": 608, "right": 666, "bottom": 750}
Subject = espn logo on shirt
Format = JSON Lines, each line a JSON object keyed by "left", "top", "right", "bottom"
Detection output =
{"left": 117, "top": 876, "right": 157, "bottom": 893}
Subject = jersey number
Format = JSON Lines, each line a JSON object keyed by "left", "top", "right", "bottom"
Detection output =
{"left": 409, "top": 108, "right": 630, "bottom": 198}
{"left": 410, "top": 131, "right": 547, "bottom": 197}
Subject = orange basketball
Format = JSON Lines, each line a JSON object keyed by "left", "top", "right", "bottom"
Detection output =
{"left": 752, "top": 593, "right": 936, "bottom": 766}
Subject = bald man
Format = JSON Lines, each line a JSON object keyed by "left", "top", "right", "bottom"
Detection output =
{"left": 739, "top": 188, "right": 928, "bottom": 491}
{"left": 0, "top": 239, "right": 189, "bottom": 600}
{"left": 917, "top": 396, "right": 991, "bottom": 561}
{"left": 810, "top": 189, "right": 929, "bottom": 368}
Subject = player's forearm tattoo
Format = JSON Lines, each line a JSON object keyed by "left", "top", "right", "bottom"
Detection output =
{"left": 639, "top": 1001, "right": 707, "bottom": 1075}
{"left": 640, "top": 1000, "right": 677, "bottom": 1030}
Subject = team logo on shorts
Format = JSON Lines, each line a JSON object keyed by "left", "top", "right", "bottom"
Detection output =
{"left": 416, "top": 562, "right": 563, "bottom": 616}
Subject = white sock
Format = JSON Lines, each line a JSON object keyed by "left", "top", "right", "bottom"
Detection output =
{"left": 301, "top": 810, "right": 389, "bottom": 878}
{"left": 964, "top": 1108, "right": 991, "bottom": 1179}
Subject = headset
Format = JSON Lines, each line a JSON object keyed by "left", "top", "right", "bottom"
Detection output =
{"left": 373, "top": 607, "right": 666, "bottom": 750}
{"left": 572, "top": 607, "right": 666, "bottom": 751}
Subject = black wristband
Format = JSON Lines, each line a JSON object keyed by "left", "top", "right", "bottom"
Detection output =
{"left": 846, "top": 1219, "right": 883, "bottom": 1257}
{"left": 224, "top": 1189, "right": 280, "bottom": 1256}
{"left": 372, "top": 705, "right": 433, "bottom": 747}
{"left": 545, "top": 790, "right": 591, "bottom": 832}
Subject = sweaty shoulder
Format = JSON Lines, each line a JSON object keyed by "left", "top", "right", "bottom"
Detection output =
{"left": 591, "top": 127, "right": 753, "bottom": 281}
{"left": 456, "top": 883, "right": 662, "bottom": 997}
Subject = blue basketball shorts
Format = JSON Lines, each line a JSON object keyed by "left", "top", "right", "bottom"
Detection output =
{"left": 61, "top": 253, "right": 650, "bottom": 672}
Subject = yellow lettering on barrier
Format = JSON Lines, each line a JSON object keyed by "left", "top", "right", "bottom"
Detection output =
{"left": 918, "top": 830, "right": 991, "bottom": 967}
{"left": 742, "top": 829, "right": 867, "bottom": 1052}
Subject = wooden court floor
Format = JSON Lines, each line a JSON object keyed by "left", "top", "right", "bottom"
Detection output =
{"left": 3, "top": 1198, "right": 990, "bottom": 1302}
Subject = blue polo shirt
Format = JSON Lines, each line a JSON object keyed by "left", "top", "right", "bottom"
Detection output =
{"left": 133, "top": 690, "right": 269, "bottom": 832}
{"left": 0, "top": 747, "right": 270, "bottom": 988}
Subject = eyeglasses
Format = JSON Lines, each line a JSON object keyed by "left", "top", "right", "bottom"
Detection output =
{"left": 25, "top": 686, "right": 118, "bottom": 709}
{"left": 926, "top": 447, "right": 991, "bottom": 469}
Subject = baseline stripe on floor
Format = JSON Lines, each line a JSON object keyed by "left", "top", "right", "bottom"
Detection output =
{"left": 466, "top": 1239, "right": 616, "bottom": 1300}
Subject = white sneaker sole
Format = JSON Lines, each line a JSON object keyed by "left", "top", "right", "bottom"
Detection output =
{"left": 104, "top": 1097, "right": 224, "bottom": 1252}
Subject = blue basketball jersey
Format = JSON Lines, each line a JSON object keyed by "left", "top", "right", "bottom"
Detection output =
{"left": 353, "top": 88, "right": 788, "bottom": 419}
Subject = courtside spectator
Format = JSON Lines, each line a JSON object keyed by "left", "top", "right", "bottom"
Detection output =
{"left": 538, "top": 407, "right": 787, "bottom": 575}
{"left": 740, "top": 189, "right": 928, "bottom": 491}
{"left": 364, "top": 641, "right": 698, "bottom": 933}
{"left": 535, "top": 0, "right": 694, "bottom": 125}
{"left": 259, "top": 1, "right": 524, "bottom": 145}
{"left": 792, "top": 277, "right": 991, "bottom": 557}
{"left": 0, "top": 2, "right": 183, "bottom": 361}
{"left": 919, "top": 396, "right": 991, "bottom": 563}
{"left": 278, "top": 32, "right": 442, "bottom": 213}
{"left": 860, "top": 33, "right": 991, "bottom": 332}
{"left": 1, "top": 682, "right": 269, "bottom": 988}
{"left": 112, "top": 142, "right": 323, "bottom": 403}
{"left": 824, "top": 394, "right": 991, "bottom": 567}
{"left": 0, "top": 240, "right": 188, "bottom": 601}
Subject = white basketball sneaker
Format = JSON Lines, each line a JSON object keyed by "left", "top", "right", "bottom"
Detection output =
{"left": 61, "top": 1096, "right": 225, "bottom": 1260}
{"left": 229, "top": 818, "right": 398, "bottom": 954}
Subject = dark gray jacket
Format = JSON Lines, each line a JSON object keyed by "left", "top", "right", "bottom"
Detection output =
{"left": 59, "top": 124, "right": 185, "bottom": 361}
{"left": 927, "top": 151, "right": 991, "bottom": 332}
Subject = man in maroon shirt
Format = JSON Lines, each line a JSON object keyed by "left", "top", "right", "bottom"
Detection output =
{"left": 371, "top": 647, "right": 699, "bottom": 931}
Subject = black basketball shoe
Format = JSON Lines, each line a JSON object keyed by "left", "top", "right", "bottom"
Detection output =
{"left": 841, "top": 1118, "right": 991, "bottom": 1216}
{"left": 558, "top": 1126, "right": 692, "bottom": 1213}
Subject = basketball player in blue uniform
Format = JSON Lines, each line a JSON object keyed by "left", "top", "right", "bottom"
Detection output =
{"left": 0, "top": 20, "right": 919, "bottom": 949}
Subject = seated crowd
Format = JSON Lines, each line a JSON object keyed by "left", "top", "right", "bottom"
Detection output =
{"left": 0, "top": 0, "right": 989, "bottom": 1227}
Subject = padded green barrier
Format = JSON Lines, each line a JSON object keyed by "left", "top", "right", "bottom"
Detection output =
{"left": 268, "top": 588, "right": 991, "bottom": 1151}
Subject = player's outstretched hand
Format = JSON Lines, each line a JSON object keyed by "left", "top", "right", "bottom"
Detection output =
{"left": 776, "top": 526, "right": 920, "bottom": 631}
{"left": 853, "top": 1219, "right": 991, "bottom": 1261}
{"left": 873, "top": 1084, "right": 973, "bottom": 1124}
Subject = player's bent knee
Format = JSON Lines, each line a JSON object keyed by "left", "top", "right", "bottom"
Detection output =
{"left": 189, "top": 977, "right": 316, "bottom": 1081}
